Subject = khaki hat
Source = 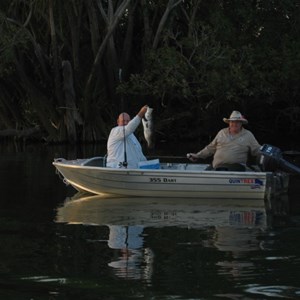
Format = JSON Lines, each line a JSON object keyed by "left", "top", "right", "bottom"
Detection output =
{"left": 223, "top": 111, "right": 248, "bottom": 124}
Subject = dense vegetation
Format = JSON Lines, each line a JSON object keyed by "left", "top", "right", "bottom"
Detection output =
{"left": 0, "top": 0, "right": 299, "bottom": 146}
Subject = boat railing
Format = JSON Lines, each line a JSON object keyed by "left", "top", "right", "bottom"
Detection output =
{"left": 82, "top": 156, "right": 106, "bottom": 167}
{"left": 160, "top": 163, "right": 209, "bottom": 171}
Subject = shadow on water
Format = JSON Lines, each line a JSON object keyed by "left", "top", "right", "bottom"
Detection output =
{"left": 1, "top": 143, "right": 300, "bottom": 299}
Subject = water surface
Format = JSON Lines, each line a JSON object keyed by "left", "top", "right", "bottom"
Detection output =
{"left": 1, "top": 144, "right": 300, "bottom": 300}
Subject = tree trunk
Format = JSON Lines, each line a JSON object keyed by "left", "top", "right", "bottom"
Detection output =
{"left": 141, "top": 0, "right": 152, "bottom": 49}
{"left": 49, "top": 0, "right": 64, "bottom": 107}
{"left": 86, "top": 0, "right": 101, "bottom": 57}
{"left": 152, "top": 0, "right": 183, "bottom": 49}
{"left": 14, "top": 50, "right": 60, "bottom": 141}
{"left": 0, "top": 84, "right": 22, "bottom": 128}
{"left": 64, "top": 1, "right": 83, "bottom": 72}
{"left": 84, "top": 0, "right": 131, "bottom": 99}
{"left": 62, "top": 60, "right": 83, "bottom": 143}
{"left": 121, "top": 0, "right": 138, "bottom": 77}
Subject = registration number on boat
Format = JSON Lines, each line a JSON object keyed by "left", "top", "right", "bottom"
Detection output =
{"left": 149, "top": 177, "right": 176, "bottom": 183}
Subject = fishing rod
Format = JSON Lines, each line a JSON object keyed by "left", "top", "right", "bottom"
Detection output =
{"left": 119, "top": 68, "right": 128, "bottom": 168}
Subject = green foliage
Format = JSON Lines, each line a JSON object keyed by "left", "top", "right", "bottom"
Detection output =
{"left": 120, "top": 25, "right": 259, "bottom": 109}
{"left": 120, "top": 47, "right": 190, "bottom": 99}
{"left": 0, "top": 0, "right": 300, "bottom": 143}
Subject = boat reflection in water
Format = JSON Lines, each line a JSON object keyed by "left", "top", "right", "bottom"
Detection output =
{"left": 55, "top": 193, "right": 267, "bottom": 281}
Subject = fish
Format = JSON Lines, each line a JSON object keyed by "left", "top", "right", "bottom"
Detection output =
{"left": 142, "top": 107, "right": 155, "bottom": 149}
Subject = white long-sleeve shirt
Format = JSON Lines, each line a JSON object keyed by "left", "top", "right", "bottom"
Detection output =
{"left": 106, "top": 115, "right": 147, "bottom": 168}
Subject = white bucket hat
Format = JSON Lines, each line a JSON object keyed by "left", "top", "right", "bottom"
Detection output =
{"left": 223, "top": 111, "right": 248, "bottom": 124}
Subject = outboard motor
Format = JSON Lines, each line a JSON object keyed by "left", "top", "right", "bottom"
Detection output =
{"left": 259, "top": 144, "right": 282, "bottom": 171}
{"left": 259, "top": 144, "right": 300, "bottom": 174}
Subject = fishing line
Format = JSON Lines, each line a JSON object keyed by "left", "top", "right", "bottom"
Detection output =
{"left": 119, "top": 68, "right": 128, "bottom": 168}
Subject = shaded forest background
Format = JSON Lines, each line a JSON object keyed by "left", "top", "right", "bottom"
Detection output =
{"left": 0, "top": 0, "right": 299, "bottom": 149}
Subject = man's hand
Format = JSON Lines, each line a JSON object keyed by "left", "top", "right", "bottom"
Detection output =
{"left": 138, "top": 105, "right": 148, "bottom": 118}
{"left": 187, "top": 153, "right": 199, "bottom": 162}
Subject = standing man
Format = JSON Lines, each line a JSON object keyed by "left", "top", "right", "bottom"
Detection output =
{"left": 106, "top": 105, "right": 148, "bottom": 168}
{"left": 187, "top": 111, "right": 261, "bottom": 171}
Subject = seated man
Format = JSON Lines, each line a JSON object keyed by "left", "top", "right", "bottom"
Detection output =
{"left": 187, "top": 111, "right": 261, "bottom": 171}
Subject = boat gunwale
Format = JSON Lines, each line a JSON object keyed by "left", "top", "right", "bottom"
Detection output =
{"left": 53, "top": 160, "right": 270, "bottom": 176}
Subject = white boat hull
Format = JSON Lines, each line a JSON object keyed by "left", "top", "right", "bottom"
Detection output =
{"left": 53, "top": 157, "right": 287, "bottom": 200}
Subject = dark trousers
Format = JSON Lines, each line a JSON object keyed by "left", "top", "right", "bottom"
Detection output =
{"left": 206, "top": 163, "right": 246, "bottom": 171}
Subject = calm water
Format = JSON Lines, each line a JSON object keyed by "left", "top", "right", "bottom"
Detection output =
{"left": 1, "top": 143, "right": 300, "bottom": 300}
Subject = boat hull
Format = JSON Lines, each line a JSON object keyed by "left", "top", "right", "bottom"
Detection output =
{"left": 53, "top": 157, "right": 279, "bottom": 200}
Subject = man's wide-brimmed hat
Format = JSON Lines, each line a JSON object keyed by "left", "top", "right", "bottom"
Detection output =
{"left": 223, "top": 111, "right": 248, "bottom": 124}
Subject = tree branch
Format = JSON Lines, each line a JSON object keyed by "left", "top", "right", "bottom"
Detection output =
{"left": 152, "top": 0, "right": 183, "bottom": 49}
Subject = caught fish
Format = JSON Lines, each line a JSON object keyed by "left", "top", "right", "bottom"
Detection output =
{"left": 142, "top": 107, "right": 155, "bottom": 149}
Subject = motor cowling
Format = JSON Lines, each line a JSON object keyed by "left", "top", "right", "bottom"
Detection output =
{"left": 259, "top": 144, "right": 300, "bottom": 174}
{"left": 259, "top": 144, "right": 282, "bottom": 172}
